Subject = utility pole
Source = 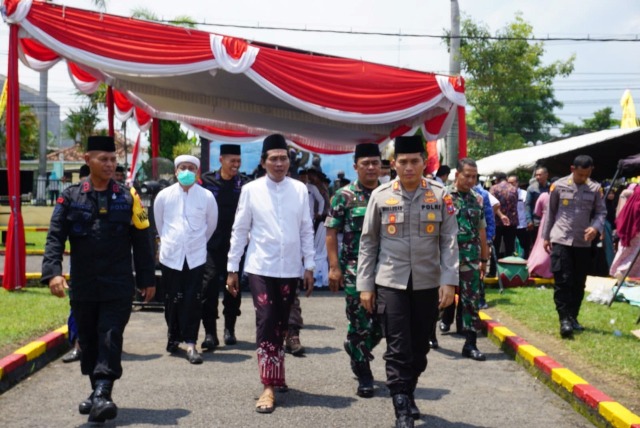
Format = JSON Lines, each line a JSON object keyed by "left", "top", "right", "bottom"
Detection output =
{"left": 445, "top": 0, "right": 461, "bottom": 167}
{"left": 36, "top": 71, "right": 48, "bottom": 205}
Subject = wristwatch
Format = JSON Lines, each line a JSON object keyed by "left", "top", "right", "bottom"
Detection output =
{"left": 480, "top": 258, "right": 489, "bottom": 263}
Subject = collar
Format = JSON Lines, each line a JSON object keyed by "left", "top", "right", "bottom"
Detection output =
{"left": 80, "top": 178, "right": 119, "bottom": 195}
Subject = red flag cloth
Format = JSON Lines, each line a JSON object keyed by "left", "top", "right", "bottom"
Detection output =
{"left": 426, "top": 141, "right": 439, "bottom": 176}
{"left": 458, "top": 105, "right": 467, "bottom": 159}
{"left": 127, "top": 132, "right": 142, "bottom": 183}
{"left": 3, "top": 24, "right": 26, "bottom": 290}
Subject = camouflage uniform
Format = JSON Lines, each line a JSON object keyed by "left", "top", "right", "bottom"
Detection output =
{"left": 325, "top": 180, "right": 382, "bottom": 362}
{"left": 448, "top": 185, "right": 486, "bottom": 333}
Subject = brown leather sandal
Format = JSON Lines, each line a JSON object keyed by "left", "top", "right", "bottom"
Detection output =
{"left": 256, "top": 390, "right": 275, "bottom": 414}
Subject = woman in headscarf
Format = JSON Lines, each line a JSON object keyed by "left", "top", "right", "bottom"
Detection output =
{"left": 610, "top": 185, "right": 640, "bottom": 280}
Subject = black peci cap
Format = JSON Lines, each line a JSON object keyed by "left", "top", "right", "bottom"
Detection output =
{"left": 220, "top": 144, "right": 241, "bottom": 155}
{"left": 394, "top": 135, "right": 424, "bottom": 155}
{"left": 354, "top": 143, "right": 381, "bottom": 161}
{"left": 262, "top": 134, "right": 288, "bottom": 154}
{"left": 87, "top": 136, "right": 116, "bottom": 152}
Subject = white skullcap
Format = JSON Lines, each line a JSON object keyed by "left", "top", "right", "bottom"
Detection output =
{"left": 174, "top": 154, "right": 200, "bottom": 169}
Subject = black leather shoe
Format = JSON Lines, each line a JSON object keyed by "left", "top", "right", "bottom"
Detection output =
{"left": 570, "top": 317, "right": 585, "bottom": 331}
{"left": 166, "top": 340, "right": 179, "bottom": 353}
{"left": 354, "top": 362, "right": 374, "bottom": 398}
{"left": 186, "top": 348, "right": 203, "bottom": 364}
{"left": 429, "top": 338, "right": 439, "bottom": 350}
{"left": 62, "top": 348, "right": 82, "bottom": 363}
{"left": 462, "top": 345, "right": 486, "bottom": 361}
{"left": 439, "top": 322, "right": 450, "bottom": 333}
{"left": 78, "top": 392, "right": 93, "bottom": 415}
{"left": 560, "top": 319, "right": 574, "bottom": 338}
{"left": 88, "top": 381, "right": 117, "bottom": 423}
{"left": 224, "top": 328, "right": 237, "bottom": 345}
{"left": 201, "top": 334, "right": 219, "bottom": 352}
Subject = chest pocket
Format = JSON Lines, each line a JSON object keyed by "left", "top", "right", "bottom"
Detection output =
{"left": 420, "top": 209, "right": 441, "bottom": 237}
{"left": 108, "top": 209, "right": 131, "bottom": 237}
{"left": 186, "top": 205, "right": 207, "bottom": 230}
{"left": 381, "top": 211, "right": 404, "bottom": 238}
{"left": 559, "top": 191, "right": 574, "bottom": 210}
{"left": 67, "top": 209, "right": 93, "bottom": 237}
{"left": 348, "top": 206, "right": 367, "bottom": 232}
{"left": 579, "top": 191, "right": 595, "bottom": 210}
{"left": 465, "top": 205, "right": 483, "bottom": 227}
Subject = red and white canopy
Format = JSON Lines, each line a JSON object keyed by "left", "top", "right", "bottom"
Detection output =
{"left": 5, "top": 0, "right": 466, "bottom": 154}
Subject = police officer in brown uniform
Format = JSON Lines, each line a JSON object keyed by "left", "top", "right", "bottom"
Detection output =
{"left": 543, "top": 155, "right": 606, "bottom": 338}
{"left": 357, "top": 135, "right": 459, "bottom": 428}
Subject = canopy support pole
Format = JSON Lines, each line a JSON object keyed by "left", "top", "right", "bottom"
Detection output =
{"left": 107, "top": 86, "right": 114, "bottom": 138}
{"left": 457, "top": 105, "right": 467, "bottom": 159}
{"left": 3, "top": 24, "right": 26, "bottom": 291}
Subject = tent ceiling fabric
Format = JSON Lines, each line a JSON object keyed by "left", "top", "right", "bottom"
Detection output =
{"left": 475, "top": 128, "right": 640, "bottom": 181}
{"left": 4, "top": 0, "right": 466, "bottom": 153}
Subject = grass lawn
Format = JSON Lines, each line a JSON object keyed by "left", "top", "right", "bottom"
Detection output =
{"left": 0, "top": 287, "right": 70, "bottom": 357}
{"left": 24, "top": 231, "right": 48, "bottom": 250}
{"left": 485, "top": 285, "right": 640, "bottom": 389}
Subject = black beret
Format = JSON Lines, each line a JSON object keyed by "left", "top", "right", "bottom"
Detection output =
{"left": 354, "top": 143, "right": 381, "bottom": 161}
{"left": 394, "top": 135, "right": 424, "bottom": 155}
{"left": 381, "top": 159, "right": 391, "bottom": 167}
{"left": 220, "top": 144, "right": 241, "bottom": 155}
{"left": 87, "top": 136, "right": 115, "bottom": 152}
{"left": 262, "top": 134, "right": 288, "bottom": 154}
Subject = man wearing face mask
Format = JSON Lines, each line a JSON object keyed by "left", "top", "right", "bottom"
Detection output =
{"left": 154, "top": 155, "right": 218, "bottom": 364}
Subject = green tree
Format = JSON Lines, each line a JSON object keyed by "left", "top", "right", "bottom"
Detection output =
{"left": 447, "top": 14, "right": 575, "bottom": 159}
{"left": 148, "top": 120, "right": 195, "bottom": 160}
{"left": 0, "top": 104, "right": 40, "bottom": 165}
{"left": 560, "top": 107, "right": 620, "bottom": 137}
{"left": 64, "top": 104, "right": 101, "bottom": 150}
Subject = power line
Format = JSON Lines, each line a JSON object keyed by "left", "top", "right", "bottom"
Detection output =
{"left": 160, "top": 19, "right": 640, "bottom": 43}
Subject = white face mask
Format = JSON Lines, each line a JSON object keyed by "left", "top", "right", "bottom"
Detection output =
{"left": 379, "top": 175, "right": 391, "bottom": 184}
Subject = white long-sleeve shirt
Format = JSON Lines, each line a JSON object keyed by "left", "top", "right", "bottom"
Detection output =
{"left": 227, "top": 175, "right": 316, "bottom": 277}
{"left": 516, "top": 188, "right": 527, "bottom": 229}
{"left": 307, "top": 183, "right": 324, "bottom": 218}
{"left": 154, "top": 183, "right": 218, "bottom": 270}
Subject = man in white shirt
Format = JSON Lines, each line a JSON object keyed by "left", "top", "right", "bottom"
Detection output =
{"left": 508, "top": 174, "right": 530, "bottom": 259}
{"left": 154, "top": 155, "right": 218, "bottom": 364}
{"left": 226, "top": 134, "right": 315, "bottom": 414}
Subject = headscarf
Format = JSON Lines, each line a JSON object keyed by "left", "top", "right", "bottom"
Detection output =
{"left": 616, "top": 185, "right": 640, "bottom": 247}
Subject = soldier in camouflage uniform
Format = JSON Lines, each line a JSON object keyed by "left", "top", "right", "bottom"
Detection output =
{"left": 325, "top": 143, "right": 383, "bottom": 398}
{"left": 448, "top": 158, "right": 489, "bottom": 361}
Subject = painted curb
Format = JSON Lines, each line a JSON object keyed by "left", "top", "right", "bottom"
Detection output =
{"left": 0, "top": 325, "right": 70, "bottom": 394}
{"left": 481, "top": 311, "right": 640, "bottom": 428}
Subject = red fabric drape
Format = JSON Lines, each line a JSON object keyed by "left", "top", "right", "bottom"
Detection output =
{"left": 151, "top": 119, "right": 160, "bottom": 159}
{"left": 107, "top": 86, "right": 114, "bottom": 137}
{"left": 254, "top": 48, "right": 444, "bottom": 114}
{"left": 3, "top": 25, "right": 26, "bottom": 290}
{"left": 457, "top": 106, "right": 467, "bottom": 159}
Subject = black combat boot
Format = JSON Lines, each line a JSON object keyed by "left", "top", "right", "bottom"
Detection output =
{"left": 353, "top": 361, "right": 374, "bottom": 398}
{"left": 392, "top": 394, "right": 415, "bottom": 428}
{"left": 88, "top": 380, "right": 118, "bottom": 423}
{"left": 201, "top": 319, "right": 219, "bottom": 351}
{"left": 461, "top": 331, "right": 486, "bottom": 361}
{"left": 224, "top": 317, "right": 237, "bottom": 345}
{"left": 78, "top": 378, "right": 96, "bottom": 415}
{"left": 408, "top": 380, "right": 420, "bottom": 420}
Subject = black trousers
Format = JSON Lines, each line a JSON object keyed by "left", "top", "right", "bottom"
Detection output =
{"left": 441, "top": 290, "right": 462, "bottom": 333}
{"left": 550, "top": 244, "right": 591, "bottom": 321}
{"left": 377, "top": 282, "right": 439, "bottom": 396}
{"left": 494, "top": 225, "right": 517, "bottom": 258}
{"left": 202, "top": 253, "right": 241, "bottom": 335}
{"left": 71, "top": 297, "right": 132, "bottom": 382}
{"left": 515, "top": 227, "right": 531, "bottom": 259}
{"left": 162, "top": 262, "right": 204, "bottom": 344}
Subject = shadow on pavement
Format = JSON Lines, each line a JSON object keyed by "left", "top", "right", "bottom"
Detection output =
{"left": 121, "top": 352, "right": 163, "bottom": 362}
{"left": 276, "top": 389, "right": 357, "bottom": 409}
{"left": 302, "top": 324, "right": 336, "bottom": 331}
{"left": 76, "top": 407, "right": 191, "bottom": 427}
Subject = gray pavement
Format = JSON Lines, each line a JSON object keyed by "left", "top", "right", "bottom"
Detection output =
{"left": 0, "top": 292, "right": 592, "bottom": 427}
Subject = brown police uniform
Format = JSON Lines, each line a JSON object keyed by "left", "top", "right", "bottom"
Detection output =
{"left": 357, "top": 177, "right": 459, "bottom": 395}
{"left": 542, "top": 174, "right": 606, "bottom": 323}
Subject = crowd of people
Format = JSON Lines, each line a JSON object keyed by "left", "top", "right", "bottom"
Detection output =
{"left": 41, "top": 133, "right": 638, "bottom": 427}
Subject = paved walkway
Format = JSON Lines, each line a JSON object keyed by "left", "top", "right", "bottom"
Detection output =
{"left": 0, "top": 293, "right": 593, "bottom": 428}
